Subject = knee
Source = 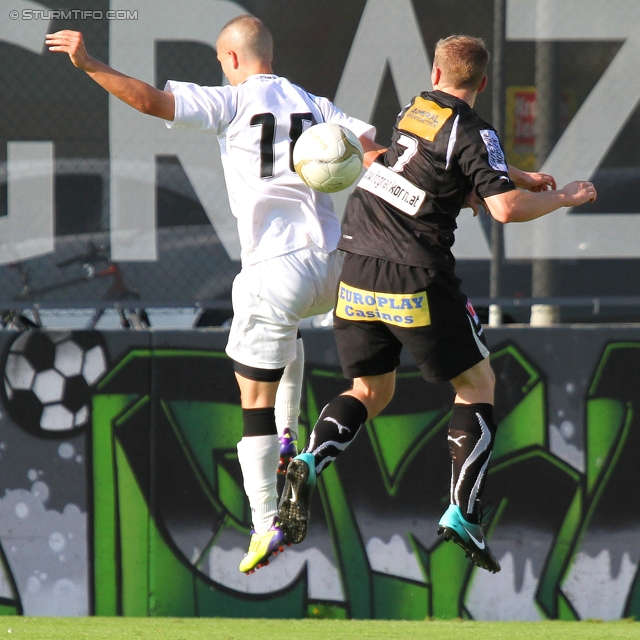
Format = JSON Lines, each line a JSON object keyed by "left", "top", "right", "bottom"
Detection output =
{"left": 350, "top": 374, "right": 395, "bottom": 419}
{"left": 364, "top": 386, "right": 395, "bottom": 414}
{"left": 477, "top": 363, "right": 495, "bottom": 390}
{"left": 451, "top": 359, "right": 495, "bottom": 403}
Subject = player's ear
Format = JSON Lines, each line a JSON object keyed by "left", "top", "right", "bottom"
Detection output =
{"left": 477, "top": 75, "right": 488, "bottom": 94}
{"left": 431, "top": 65, "right": 441, "bottom": 88}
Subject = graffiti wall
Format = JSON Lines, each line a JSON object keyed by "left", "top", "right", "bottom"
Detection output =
{"left": 0, "top": 326, "right": 639, "bottom": 620}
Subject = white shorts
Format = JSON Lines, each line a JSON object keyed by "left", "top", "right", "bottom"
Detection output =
{"left": 225, "top": 247, "right": 343, "bottom": 369}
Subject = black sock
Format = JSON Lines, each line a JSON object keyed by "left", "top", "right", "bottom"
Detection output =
{"left": 242, "top": 407, "right": 277, "bottom": 437}
{"left": 447, "top": 403, "right": 497, "bottom": 523}
{"left": 303, "top": 395, "right": 368, "bottom": 474}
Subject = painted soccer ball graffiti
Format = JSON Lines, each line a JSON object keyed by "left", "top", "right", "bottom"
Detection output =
{"left": 293, "top": 122, "right": 364, "bottom": 193}
{"left": 1, "top": 331, "right": 109, "bottom": 435}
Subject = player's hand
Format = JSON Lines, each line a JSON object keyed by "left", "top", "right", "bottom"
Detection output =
{"left": 360, "top": 137, "right": 387, "bottom": 169}
{"left": 508, "top": 165, "right": 557, "bottom": 191}
{"left": 561, "top": 181, "right": 597, "bottom": 206}
{"left": 518, "top": 171, "right": 557, "bottom": 192}
{"left": 464, "top": 190, "right": 486, "bottom": 216}
{"left": 45, "top": 30, "right": 94, "bottom": 71}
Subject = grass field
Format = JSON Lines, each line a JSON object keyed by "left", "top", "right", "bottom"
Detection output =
{"left": 1, "top": 618, "right": 640, "bottom": 639}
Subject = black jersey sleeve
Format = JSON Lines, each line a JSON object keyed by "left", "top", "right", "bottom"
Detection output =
{"left": 457, "top": 116, "right": 516, "bottom": 199}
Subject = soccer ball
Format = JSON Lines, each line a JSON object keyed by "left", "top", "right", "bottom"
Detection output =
{"left": 1, "top": 331, "right": 109, "bottom": 436}
{"left": 293, "top": 123, "right": 364, "bottom": 193}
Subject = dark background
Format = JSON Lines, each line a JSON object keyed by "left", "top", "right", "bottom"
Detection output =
{"left": 1, "top": 0, "right": 639, "bottom": 321}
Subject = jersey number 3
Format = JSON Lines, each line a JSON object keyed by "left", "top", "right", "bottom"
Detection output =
{"left": 250, "top": 112, "right": 316, "bottom": 178}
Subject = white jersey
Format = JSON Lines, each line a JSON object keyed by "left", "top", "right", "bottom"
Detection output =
{"left": 166, "top": 75, "right": 375, "bottom": 265}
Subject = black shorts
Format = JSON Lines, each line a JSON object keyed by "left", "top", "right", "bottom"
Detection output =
{"left": 333, "top": 253, "right": 489, "bottom": 383}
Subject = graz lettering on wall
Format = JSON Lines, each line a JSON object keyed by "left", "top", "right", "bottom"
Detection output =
{"left": 1, "top": 0, "right": 639, "bottom": 264}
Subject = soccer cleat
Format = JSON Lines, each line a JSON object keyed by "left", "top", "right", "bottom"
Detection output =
{"left": 239, "top": 520, "right": 287, "bottom": 574}
{"left": 437, "top": 504, "right": 501, "bottom": 573}
{"left": 277, "top": 428, "right": 298, "bottom": 476}
{"left": 277, "top": 452, "right": 316, "bottom": 545}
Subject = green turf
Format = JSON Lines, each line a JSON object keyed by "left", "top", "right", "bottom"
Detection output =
{"left": 0, "top": 618, "right": 639, "bottom": 640}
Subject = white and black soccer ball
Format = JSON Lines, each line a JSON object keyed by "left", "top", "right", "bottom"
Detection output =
{"left": 293, "top": 122, "right": 364, "bottom": 193}
{"left": 1, "top": 331, "right": 109, "bottom": 436}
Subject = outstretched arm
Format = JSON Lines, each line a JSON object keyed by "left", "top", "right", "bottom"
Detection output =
{"left": 484, "top": 180, "right": 597, "bottom": 223}
{"left": 46, "top": 30, "right": 175, "bottom": 120}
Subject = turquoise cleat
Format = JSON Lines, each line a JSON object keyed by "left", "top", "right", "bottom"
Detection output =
{"left": 437, "top": 504, "right": 501, "bottom": 573}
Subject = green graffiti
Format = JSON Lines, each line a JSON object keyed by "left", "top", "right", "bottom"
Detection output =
{"left": 87, "top": 341, "right": 640, "bottom": 621}
{"left": 367, "top": 410, "right": 448, "bottom": 496}
{"left": 93, "top": 349, "right": 309, "bottom": 617}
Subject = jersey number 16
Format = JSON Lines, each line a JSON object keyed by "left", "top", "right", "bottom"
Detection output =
{"left": 250, "top": 112, "right": 317, "bottom": 178}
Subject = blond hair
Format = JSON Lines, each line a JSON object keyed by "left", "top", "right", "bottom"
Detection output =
{"left": 433, "top": 35, "right": 489, "bottom": 90}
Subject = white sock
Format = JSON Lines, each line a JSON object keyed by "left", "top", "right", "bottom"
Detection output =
{"left": 275, "top": 337, "right": 304, "bottom": 441}
{"left": 237, "top": 434, "right": 280, "bottom": 534}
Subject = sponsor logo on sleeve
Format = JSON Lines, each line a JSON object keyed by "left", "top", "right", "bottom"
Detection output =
{"left": 466, "top": 299, "right": 480, "bottom": 324}
{"left": 479, "top": 129, "right": 508, "bottom": 173}
{"left": 466, "top": 299, "right": 484, "bottom": 335}
{"left": 335, "top": 282, "right": 431, "bottom": 327}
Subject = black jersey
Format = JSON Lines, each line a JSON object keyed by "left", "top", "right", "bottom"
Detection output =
{"left": 338, "top": 90, "right": 516, "bottom": 271}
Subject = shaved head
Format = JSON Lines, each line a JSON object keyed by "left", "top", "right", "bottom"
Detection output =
{"left": 217, "top": 15, "right": 273, "bottom": 64}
